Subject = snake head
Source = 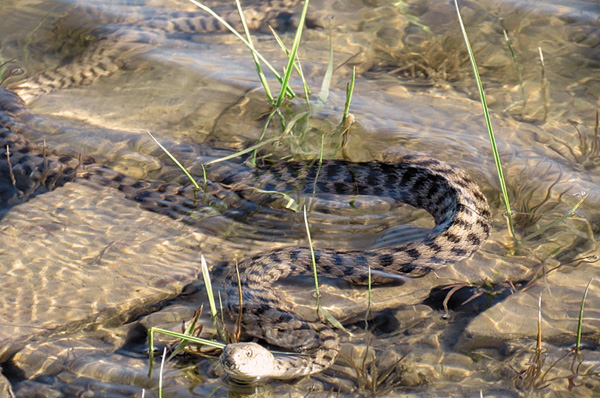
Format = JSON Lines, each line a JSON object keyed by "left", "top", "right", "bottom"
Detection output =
{"left": 221, "top": 342, "right": 277, "bottom": 380}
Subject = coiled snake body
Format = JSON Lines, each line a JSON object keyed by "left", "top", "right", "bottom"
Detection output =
{"left": 220, "top": 157, "right": 492, "bottom": 380}
{"left": 0, "top": 87, "right": 491, "bottom": 380}
{"left": 0, "top": 1, "right": 492, "bottom": 380}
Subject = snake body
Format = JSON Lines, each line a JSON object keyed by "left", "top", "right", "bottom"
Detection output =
{"left": 8, "top": 0, "right": 305, "bottom": 103}
{"left": 1, "top": 1, "right": 492, "bottom": 382}
{"left": 221, "top": 155, "right": 491, "bottom": 380}
{"left": 0, "top": 86, "right": 491, "bottom": 380}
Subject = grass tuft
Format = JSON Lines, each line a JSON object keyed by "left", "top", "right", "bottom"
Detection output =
{"left": 520, "top": 192, "right": 587, "bottom": 243}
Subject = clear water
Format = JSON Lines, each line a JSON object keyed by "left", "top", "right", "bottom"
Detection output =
{"left": 0, "top": 0, "right": 599, "bottom": 396}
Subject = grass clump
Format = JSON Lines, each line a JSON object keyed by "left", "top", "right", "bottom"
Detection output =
{"left": 188, "top": 0, "right": 355, "bottom": 165}
{"left": 513, "top": 281, "right": 600, "bottom": 392}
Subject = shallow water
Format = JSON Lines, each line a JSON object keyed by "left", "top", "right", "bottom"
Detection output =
{"left": 0, "top": 0, "right": 599, "bottom": 397}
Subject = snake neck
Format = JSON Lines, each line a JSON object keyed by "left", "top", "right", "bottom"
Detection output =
{"left": 270, "top": 327, "right": 340, "bottom": 379}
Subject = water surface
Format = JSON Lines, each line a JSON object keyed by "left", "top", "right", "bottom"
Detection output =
{"left": 0, "top": 0, "right": 599, "bottom": 396}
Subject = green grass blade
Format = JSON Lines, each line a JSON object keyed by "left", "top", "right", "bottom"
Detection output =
{"left": 317, "top": 21, "right": 334, "bottom": 106}
{"left": 281, "top": 110, "right": 310, "bottom": 141}
{"left": 303, "top": 206, "right": 320, "bottom": 309}
{"left": 318, "top": 306, "right": 349, "bottom": 333}
{"left": 536, "top": 292, "right": 542, "bottom": 357}
{"left": 251, "top": 109, "right": 279, "bottom": 166}
{"left": 302, "top": 207, "right": 348, "bottom": 333}
{"left": 234, "top": 0, "right": 274, "bottom": 104}
{"left": 187, "top": 0, "right": 294, "bottom": 98}
{"left": 158, "top": 346, "right": 166, "bottom": 398}
{"left": 342, "top": 66, "right": 356, "bottom": 127}
{"left": 575, "top": 277, "right": 595, "bottom": 360}
{"left": 204, "top": 136, "right": 279, "bottom": 165}
{"left": 311, "top": 133, "right": 325, "bottom": 196}
{"left": 200, "top": 255, "right": 217, "bottom": 319}
{"left": 296, "top": 58, "right": 311, "bottom": 105}
{"left": 396, "top": 1, "right": 432, "bottom": 35}
{"left": 454, "top": 0, "right": 515, "bottom": 239}
{"left": 148, "top": 132, "right": 201, "bottom": 191}
{"left": 167, "top": 306, "right": 202, "bottom": 361}
{"left": 270, "top": 27, "right": 311, "bottom": 105}
{"left": 503, "top": 29, "right": 525, "bottom": 100}
{"left": 274, "top": 0, "right": 310, "bottom": 108}
{"left": 149, "top": 327, "right": 226, "bottom": 349}
{"left": 147, "top": 328, "right": 155, "bottom": 377}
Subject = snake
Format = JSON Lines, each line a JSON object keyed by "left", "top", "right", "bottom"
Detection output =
{"left": 219, "top": 154, "right": 492, "bottom": 380}
{"left": 0, "top": 1, "right": 492, "bottom": 382}
{"left": 7, "top": 0, "right": 307, "bottom": 103}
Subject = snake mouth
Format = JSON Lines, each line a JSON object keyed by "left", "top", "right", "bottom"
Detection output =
{"left": 221, "top": 358, "right": 266, "bottom": 385}
{"left": 221, "top": 357, "right": 238, "bottom": 373}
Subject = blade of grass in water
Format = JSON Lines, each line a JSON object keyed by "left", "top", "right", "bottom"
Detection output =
{"left": 339, "top": 67, "right": 356, "bottom": 156}
{"left": 303, "top": 205, "right": 348, "bottom": 332}
{"left": 311, "top": 133, "right": 325, "bottom": 196}
{"left": 149, "top": 327, "right": 226, "bottom": 349}
{"left": 147, "top": 328, "right": 156, "bottom": 377}
{"left": 234, "top": 0, "right": 274, "bottom": 104}
{"left": 249, "top": 187, "right": 299, "bottom": 211}
{"left": 341, "top": 66, "right": 356, "bottom": 128}
{"left": 187, "top": 0, "right": 294, "bottom": 98}
{"left": 275, "top": 0, "right": 310, "bottom": 108}
{"left": 454, "top": 0, "right": 515, "bottom": 239}
{"left": 270, "top": 27, "right": 311, "bottom": 106}
{"left": 536, "top": 293, "right": 542, "bottom": 358}
{"left": 251, "top": 109, "right": 279, "bottom": 166}
{"left": 317, "top": 20, "right": 334, "bottom": 107}
{"left": 281, "top": 111, "right": 310, "bottom": 138}
{"left": 158, "top": 346, "right": 166, "bottom": 398}
{"left": 166, "top": 306, "right": 203, "bottom": 361}
{"left": 503, "top": 29, "right": 525, "bottom": 101}
{"left": 200, "top": 255, "right": 218, "bottom": 319}
{"left": 364, "top": 265, "right": 372, "bottom": 329}
{"left": 575, "top": 278, "right": 595, "bottom": 360}
{"left": 148, "top": 132, "right": 201, "bottom": 191}
{"left": 303, "top": 205, "right": 320, "bottom": 308}
{"left": 204, "top": 136, "right": 279, "bottom": 165}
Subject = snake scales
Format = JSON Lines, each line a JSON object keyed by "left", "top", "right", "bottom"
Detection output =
{"left": 0, "top": 1, "right": 492, "bottom": 382}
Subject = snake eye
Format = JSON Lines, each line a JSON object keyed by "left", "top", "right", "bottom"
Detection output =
{"left": 246, "top": 349, "right": 253, "bottom": 357}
